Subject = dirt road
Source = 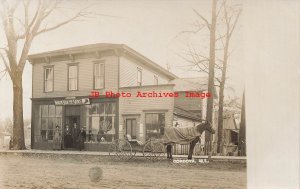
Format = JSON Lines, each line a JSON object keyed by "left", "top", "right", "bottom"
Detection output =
{"left": 0, "top": 155, "right": 246, "bottom": 189}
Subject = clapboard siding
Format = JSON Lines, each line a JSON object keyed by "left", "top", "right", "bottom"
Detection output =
{"left": 174, "top": 92, "right": 203, "bottom": 111}
{"left": 119, "top": 56, "right": 169, "bottom": 87}
{"left": 173, "top": 116, "right": 200, "bottom": 128}
{"left": 118, "top": 85, "right": 174, "bottom": 143}
{"left": 32, "top": 56, "right": 118, "bottom": 98}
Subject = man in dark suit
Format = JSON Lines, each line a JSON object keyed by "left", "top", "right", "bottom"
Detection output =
{"left": 78, "top": 127, "right": 86, "bottom": 151}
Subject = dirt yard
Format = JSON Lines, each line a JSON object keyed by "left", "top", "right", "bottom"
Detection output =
{"left": 0, "top": 155, "right": 246, "bottom": 189}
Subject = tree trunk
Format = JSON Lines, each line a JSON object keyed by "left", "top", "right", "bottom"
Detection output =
{"left": 217, "top": 86, "right": 224, "bottom": 153}
{"left": 205, "top": 0, "right": 217, "bottom": 145}
{"left": 11, "top": 75, "right": 26, "bottom": 150}
{"left": 217, "top": 34, "right": 230, "bottom": 154}
{"left": 238, "top": 90, "right": 246, "bottom": 156}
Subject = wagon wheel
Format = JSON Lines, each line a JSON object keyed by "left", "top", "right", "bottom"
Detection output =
{"left": 108, "top": 139, "right": 133, "bottom": 161}
{"left": 143, "top": 139, "right": 166, "bottom": 161}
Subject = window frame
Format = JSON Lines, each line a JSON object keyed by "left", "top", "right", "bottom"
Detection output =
{"left": 154, "top": 75, "right": 158, "bottom": 85}
{"left": 145, "top": 113, "right": 165, "bottom": 140}
{"left": 67, "top": 63, "right": 79, "bottom": 91}
{"left": 137, "top": 67, "right": 142, "bottom": 86}
{"left": 126, "top": 119, "right": 137, "bottom": 139}
{"left": 88, "top": 102, "right": 117, "bottom": 143}
{"left": 43, "top": 66, "right": 54, "bottom": 93}
{"left": 94, "top": 62, "right": 105, "bottom": 90}
{"left": 40, "top": 105, "right": 62, "bottom": 141}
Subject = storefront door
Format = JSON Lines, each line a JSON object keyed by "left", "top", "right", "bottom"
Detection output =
{"left": 64, "top": 105, "right": 81, "bottom": 149}
{"left": 126, "top": 119, "right": 137, "bottom": 140}
{"left": 64, "top": 116, "right": 80, "bottom": 149}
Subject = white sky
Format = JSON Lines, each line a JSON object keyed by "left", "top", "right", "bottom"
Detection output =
{"left": 0, "top": 0, "right": 244, "bottom": 120}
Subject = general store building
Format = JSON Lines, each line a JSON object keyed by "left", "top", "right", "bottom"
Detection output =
{"left": 28, "top": 44, "right": 179, "bottom": 150}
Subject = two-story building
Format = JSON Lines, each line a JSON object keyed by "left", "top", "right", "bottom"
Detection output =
{"left": 28, "top": 43, "right": 178, "bottom": 150}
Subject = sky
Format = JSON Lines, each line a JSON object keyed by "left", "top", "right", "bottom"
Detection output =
{"left": 0, "top": 0, "right": 241, "bottom": 120}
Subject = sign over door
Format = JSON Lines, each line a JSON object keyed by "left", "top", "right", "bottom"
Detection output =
{"left": 54, "top": 98, "right": 90, "bottom": 105}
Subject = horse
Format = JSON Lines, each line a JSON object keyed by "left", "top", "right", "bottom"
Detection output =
{"left": 164, "top": 121, "right": 215, "bottom": 160}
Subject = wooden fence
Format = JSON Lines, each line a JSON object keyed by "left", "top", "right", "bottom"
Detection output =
{"left": 172, "top": 141, "right": 213, "bottom": 156}
{"left": 171, "top": 141, "right": 240, "bottom": 156}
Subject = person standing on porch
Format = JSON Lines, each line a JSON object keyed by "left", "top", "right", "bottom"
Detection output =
{"left": 72, "top": 122, "right": 79, "bottom": 149}
{"left": 78, "top": 127, "right": 86, "bottom": 151}
{"left": 64, "top": 124, "right": 72, "bottom": 148}
{"left": 53, "top": 125, "right": 62, "bottom": 150}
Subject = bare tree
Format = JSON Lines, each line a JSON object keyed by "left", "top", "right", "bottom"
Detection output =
{"left": 216, "top": 0, "right": 241, "bottom": 154}
{"left": 0, "top": 0, "right": 89, "bottom": 150}
{"left": 177, "top": 0, "right": 242, "bottom": 156}
{"left": 206, "top": 0, "right": 217, "bottom": 147}
{"left": 176, "top": 0, "right": 218, "bottom": 158}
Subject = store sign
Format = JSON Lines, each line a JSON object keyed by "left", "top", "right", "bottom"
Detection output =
{"left": 54, "top": 98, "right": 90, "bottom": 105}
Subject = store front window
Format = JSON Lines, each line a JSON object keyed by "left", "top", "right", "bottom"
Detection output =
{"left": 145, "top": 113, "right": 165, "bottom": 140}
{"left": 39, "top": 105, "right": 62, "bottom": 141}
{"left": 87, "top": 102, "right": 117, "bottom": 142}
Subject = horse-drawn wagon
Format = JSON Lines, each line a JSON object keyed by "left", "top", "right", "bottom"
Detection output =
{"left": 108, "top": 121, "right": 215, "bottom": 161}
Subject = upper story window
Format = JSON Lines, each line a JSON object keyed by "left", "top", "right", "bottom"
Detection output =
{"left": 68, "top": 64, "right": 78, "bottom": 91}
{"left": 94, "top": 63, "right": 105, "bottom": 89}
{"left": 154, "top": 75, "right": 158, "bottom": 85}
{"left": 44, "top": 66, "right": 54, "bottom": 92}
{"left": 137, "top": 68, "right": 142, "bottom": 86}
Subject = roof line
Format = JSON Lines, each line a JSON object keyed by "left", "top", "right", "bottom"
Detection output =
{"left": 28, "top": 43, "right": 177, "bottom": 79}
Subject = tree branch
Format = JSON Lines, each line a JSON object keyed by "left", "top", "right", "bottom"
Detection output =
{"left": 35, "top": 11, "right": 85, "bottom": 36}
{"left": 0, "top": 51, "right": 12, "bottom": 78}
{"left": 41, "top": 0, "right": 59, "bottom": 20}
{"left": 175, "top": 23, "right": 206, "bottom": 38}
{"left": 27, "top": 0, "right": 42, "bottom": 30}
{"left": 229, "top": 9, "right": 242, "bottom": 37}
{"left": 193, "top": 9, "right": 211, "bottom": 31}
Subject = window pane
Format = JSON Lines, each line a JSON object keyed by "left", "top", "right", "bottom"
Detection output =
{"left": 45, "top": 68, "right": 53, "bottom": 80}
{"left": 48, "top": 118, "right": 55, "bottom": 130}
{"left": 100, "top": 116, "right": 112, "bottom": 132}
{"left": 100, "top": 64, "right": 104, "bottom": 76}
{"left": 111, "top": 103, "right": 116, "bottom": 114}
{"left": 100, "top": 76, "right": 104, "bottom": 88}
{"left": 41, "top": 118, "right": 47, "bottom": 130}
{"left": 55, "top": 118, "right": 62, "bottom": 127}
{"left": 69, "top": 78, "right": 77, "bottom": 90}
{"left": 95, "top": 77, "right": 104, "bottom": 89}
{"left": 41, "top": 105, "right": 48, "bottom": 117}
{"left": 145, "top": 113, "right": 165, "bottom": 139}
{"left": 126, "top": 121, "right": 131, "bottom": 135}
{"left": 137, "top": 69, "right": 142, "bottom": 85}
{"left": 99, "top": 103, "right": 104, "bottom": 114}
{"left": 45, "top": 68, "right": 53, "bottom": 92}
{"left": 158, "top": 113, "right": 165, "bottom": 127}
{"left": 48, "top": 130, "right": 53, "bottom": 140}
{"left": 154, "top": 76, "right": 158, "bottom": 85}
{"left": 105, "top": 103, "right": 112, "bottom": 114}
{"left": 48, "top": 105, "right": 55, "bottom": 117}
{"left": 132, "top": 120, "right": 137, "bottom": 138}
{"left": 69, "top": 66, "right": 77, "bottom": 78}
{"left": 92, "top": 103, "right": 99, "bottom": 114}
{"left": 95, "top": 64, "right": 100, "bottom": 76}
{"left": 46, "top": 80, "right": 53, "bottom": 92}
{"left": 55, "top": 106, "right": 62, "bottom": 117}
{"left": 92, "top": 116, "right": 99, "bottom": 133}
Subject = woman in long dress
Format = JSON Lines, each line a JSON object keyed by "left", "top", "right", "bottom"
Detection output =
{"left": 53, "top": 125, "right": 62, "bottom": 150}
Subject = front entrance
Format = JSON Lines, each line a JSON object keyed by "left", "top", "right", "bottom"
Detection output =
{"left": 126, "top": 119, "right": 137, "bottom": 140}
{"left": 64, "top": 116, "right": 80, "bottom": 149}
{"left": 64, "top": 105, "right": 81, "bottom": 149}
